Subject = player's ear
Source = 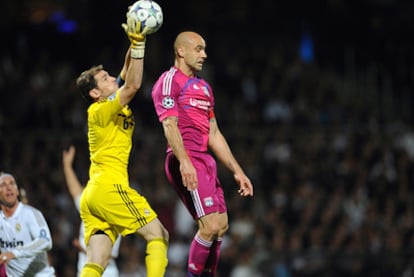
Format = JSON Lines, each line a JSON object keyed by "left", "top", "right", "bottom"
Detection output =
{"left": 89, "top": 88, "right": 100, "bottom": 99}
{"left": 176, "top": 47, "right": 185, "bottom": 58}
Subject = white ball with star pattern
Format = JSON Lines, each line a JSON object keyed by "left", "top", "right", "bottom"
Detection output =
{"left": 127, "top": 0, "right": 163, "bottom": 35}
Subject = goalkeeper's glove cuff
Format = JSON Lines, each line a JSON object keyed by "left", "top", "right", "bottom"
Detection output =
{"left": 131, "top": 41, "right": 145, "bottom": 59}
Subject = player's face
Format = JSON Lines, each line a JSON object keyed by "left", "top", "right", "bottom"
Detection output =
{"left": 0, "top": 175, "right": 19, "bottom": 207}
{"left": 94, "top": 70, "right": 118, "bottom": 99}
{"left": 185, "top": 37, "right": 207, "bottom": 72}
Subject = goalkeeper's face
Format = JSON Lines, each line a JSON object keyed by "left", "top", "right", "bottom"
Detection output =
{"left": 93, "top": 70, "right": 118, "bottom": 100}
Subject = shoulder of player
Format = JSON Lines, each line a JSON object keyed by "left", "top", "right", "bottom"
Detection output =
{"left": 20, "top": 203, "right": 46, "bottom": 217}
{"left": 88, "top": 91, "right": 122, "bottom": 115}
{"left": 153, "top": 68, "right": 181, "bottom": 96}
{"left": 157, "top": 67, "right": 176, "bottom": 83}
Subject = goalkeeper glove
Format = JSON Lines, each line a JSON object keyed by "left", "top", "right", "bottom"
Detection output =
{"left": 122, "top": 18, "right": 149, "bottom": 59}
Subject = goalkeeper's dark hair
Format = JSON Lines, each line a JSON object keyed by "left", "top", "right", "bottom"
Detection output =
{"left": 76, "top": 65, "right": 104, "bottom": 104}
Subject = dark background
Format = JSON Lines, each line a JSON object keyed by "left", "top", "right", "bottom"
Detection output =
{"left": 1, "top": 0, "right": 414, "bottom": 276}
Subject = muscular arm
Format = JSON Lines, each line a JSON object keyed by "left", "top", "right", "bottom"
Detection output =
{"left": 208, "top": 118, "right": 243, "bottom": 174}
{"left": 119, "top": 47, "right": 144, "bottom": 106}
{"left": 208, "top": 118, "right": 254, "bottom": 196}
{"left": 161, "top": 116, "right": 198, "bottom": 190}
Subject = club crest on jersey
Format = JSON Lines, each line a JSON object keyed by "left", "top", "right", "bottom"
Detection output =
{"left": 162, "top": 96, "right": 175, "bottom": 109}
{"left": 15, "top": 223, "right": 21, "bottom": 232}
{"left": 202, "top": 86, "right": 210, "bottom": 97}
{"left": 204, "top": 197, "right": 214, "bottom": 207}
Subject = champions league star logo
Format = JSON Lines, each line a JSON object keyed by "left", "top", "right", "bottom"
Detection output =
{"left": 162, "top": 96, "right": 175, "bottom": 109}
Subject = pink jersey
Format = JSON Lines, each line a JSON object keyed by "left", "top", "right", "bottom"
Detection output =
{"left": 152, "top": 67, "right": 215, "bottom": 152}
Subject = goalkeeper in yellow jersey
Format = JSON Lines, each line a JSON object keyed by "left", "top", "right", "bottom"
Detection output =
{"left": 75, "top": 18, "right": 169, "bottom": 277}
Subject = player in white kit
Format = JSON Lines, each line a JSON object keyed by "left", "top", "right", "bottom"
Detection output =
{"left": 0, "top": 172, "right": 56, "bottom": 276}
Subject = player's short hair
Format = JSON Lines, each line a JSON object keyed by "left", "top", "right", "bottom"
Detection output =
{"left": 76, "top": 65, "right": 104, "bottom": 103}
{"left": 0, "top": 172, "right": 13, "bottom": 181}
{"left": 0, "top": 172, "right": 17, "bottom": 187}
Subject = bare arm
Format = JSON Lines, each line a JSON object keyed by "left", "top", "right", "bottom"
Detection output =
{"left": 119, "top": 47, "right": 131, "bottom": 81}
{"left": 161, "top": 116, "right": 198, "bottom": 191}
{"left": 62, "top": 145, "right": 83, "bottom": 199}
{"left": 118, "top": 47, "right": 144, "bottom": 107}
{"left": 208, "top": 118, "right": 254, "bottom": 197}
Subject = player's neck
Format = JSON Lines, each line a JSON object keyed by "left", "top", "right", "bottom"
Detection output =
{"left": 174, "top": 61, "right": 195, "bottom": 77}
{"left": 1, "top": 202, "right": 19, "bottom": 218}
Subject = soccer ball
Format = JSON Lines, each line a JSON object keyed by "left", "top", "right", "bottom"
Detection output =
{"left": 127, "top": 0, "right": 163, "bottom": 35}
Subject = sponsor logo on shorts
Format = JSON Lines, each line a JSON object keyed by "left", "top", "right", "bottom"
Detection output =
{"left": 144, "top": 209, "right": 151, "bottom": 216}
{"left": 188, "top": 263, "right": 198, "bottom": 271}
{"left": 204, "top": 197, "right": 214, "bottom": 207}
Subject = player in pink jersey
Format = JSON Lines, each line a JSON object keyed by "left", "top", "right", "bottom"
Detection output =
{"left": 151, "top": 31, "right": 254, "bottom": 277}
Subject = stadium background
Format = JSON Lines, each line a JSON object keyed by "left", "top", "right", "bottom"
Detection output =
{"left": 1, "top": 0, "right": 414, "bottom": 276}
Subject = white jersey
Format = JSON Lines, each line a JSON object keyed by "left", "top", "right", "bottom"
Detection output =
{"left": 74, "top": 195, "right": 121, "bottom": 277}
{"left": 0, "top": 202, "right": 55, "bottom": 276}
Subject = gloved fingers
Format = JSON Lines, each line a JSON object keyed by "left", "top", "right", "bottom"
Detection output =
{"left": 129, "top": 32, "right": 145, "bottom": 42}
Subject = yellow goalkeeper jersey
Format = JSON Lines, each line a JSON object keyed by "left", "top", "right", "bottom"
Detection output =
{"left": 87, "top": 91, "right": 134, "bottom": 184}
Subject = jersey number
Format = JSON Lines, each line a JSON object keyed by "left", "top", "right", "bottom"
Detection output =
{"left": 123, "top": 118, "right": 134, "bottom": 130}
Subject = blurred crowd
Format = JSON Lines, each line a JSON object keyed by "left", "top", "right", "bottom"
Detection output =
{"left": 1, "top": 0, "right": 414, "bottom": 276}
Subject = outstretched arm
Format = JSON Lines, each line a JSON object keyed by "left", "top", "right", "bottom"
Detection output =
{"left": 119, "top": 20, "right": 146, "bottom": 106}
{"left": 62, "top": 145, "right": 83, "bottom": 199}
{"left": 118, "top": 47, "right": 131, "bottom": 82}
{"left": 208, "top": 118, "right": 254, "bottom": 197}
{"left": 162, "top": 116, "right": 198, "bottom": 191}
{"left": 118, "top": 47, "right": 144, "bottom": 107}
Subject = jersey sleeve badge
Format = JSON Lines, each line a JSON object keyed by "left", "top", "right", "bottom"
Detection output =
{"left": 162, "top": 96, "right": 175, "bottom": 109}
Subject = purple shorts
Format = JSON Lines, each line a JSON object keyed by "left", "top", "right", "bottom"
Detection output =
{"left": 165, "top": 151, "right": 227, "bottom": 219}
